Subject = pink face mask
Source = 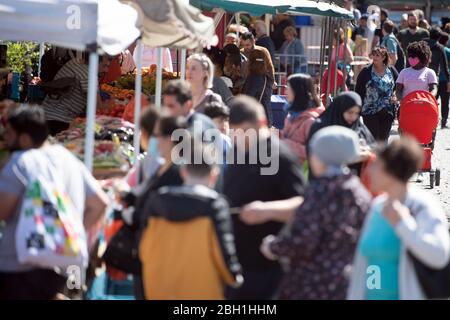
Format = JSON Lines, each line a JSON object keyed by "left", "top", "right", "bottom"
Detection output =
{"left": 408, "top": 57, "right": 420, "bottom": 67}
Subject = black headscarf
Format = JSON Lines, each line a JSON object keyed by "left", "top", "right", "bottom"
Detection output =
{"left": 308, "top": 91, "right": 375, "bottom": 146}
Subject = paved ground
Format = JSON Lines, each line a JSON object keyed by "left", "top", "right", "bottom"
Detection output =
{"left": 414, "top": 126, "right": 450, "bottom": 222}
{"left": 390, "top": 122, "right": 450, "bottom": 222}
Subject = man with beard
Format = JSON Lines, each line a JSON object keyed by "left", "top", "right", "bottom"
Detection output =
{"left": 223, "top": 95, "right": 305, "bottom": 299}
{"left": 0, "top": 105, "right": 108, "bottom": 300}
{"left": 397, "top": 11, "right": 430, "bottom": 66}
{"left": 240, "top": 32, "right": 275, "bottom": 82}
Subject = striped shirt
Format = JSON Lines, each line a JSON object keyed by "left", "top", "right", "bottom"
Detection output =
{"left": 43, "top": 59, "right": 89, "bottom": 123}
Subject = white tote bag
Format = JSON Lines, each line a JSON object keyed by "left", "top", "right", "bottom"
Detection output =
{"left": 15, "top": 161, "right": 88, "bottom": 270}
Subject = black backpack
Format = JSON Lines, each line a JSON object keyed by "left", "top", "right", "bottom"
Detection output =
{"left": 393, "top": 38, "right": 406, "bottom": 73}
{"left": 408, "top": 203, "right": 450, "bottom": 299}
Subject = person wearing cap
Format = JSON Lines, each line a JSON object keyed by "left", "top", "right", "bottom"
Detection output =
{"left": 254, "top": 126, "right": 371, "bottom": 299}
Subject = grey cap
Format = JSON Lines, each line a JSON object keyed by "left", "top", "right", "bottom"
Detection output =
{"left": 309, "top": 126, "right": 361, "bottom": 166}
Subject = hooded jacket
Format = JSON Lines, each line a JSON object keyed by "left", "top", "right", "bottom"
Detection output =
{"left": 139, "top": 184, "right": 243, "bottom": 300}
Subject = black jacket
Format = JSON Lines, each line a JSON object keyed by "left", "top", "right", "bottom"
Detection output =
{"left": 256, "top": 35, "right": 276, "bottom": 64}
{"left": 425, "top": 39, "right": 450, "bottom": 82}
{"left": 355, "top": 64, "right": 399, "bottom": 104}
{"left": 140, "top": 184, "right": 243, "bottom": 284}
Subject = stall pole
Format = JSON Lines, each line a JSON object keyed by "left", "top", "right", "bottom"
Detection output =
{"left": 236, "top": 13, "right": 241, "bottom": 46}
{"left": 155, "top": 47, "right": 163, "bottom": 108}
{"left": 333, "top": 20, "right": 341, "bottom": 97}
{"left": 342, "top": 21, "right": 349, "bottom": 91}
{"left": 325, "top": 18, "right": 334, "bottom": 106}
{"left": 84, "top": 52, "right": 99, "bottom": 171}
{"left": 318, "top": 17, "right": 327, "bottom": 94}
{"left": 38, "top": 43, "right": 45, "bottom": 76}
{"left": 133, "top": 39, "right": 143, "bottom": 167}
{"left": 180, "top": 48, "right": 187, "bottom": 80}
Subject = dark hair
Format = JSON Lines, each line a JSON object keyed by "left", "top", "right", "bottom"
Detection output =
{"left": 287, "top": 73, "right": 320, "bottom": 112}
{"left": 240, "top": 32, "right": 255, "bottom": 41}
{"left": 204, "top": 47, "right": 226, "bottom": 71}
{"left": 223, "top": 44, "right": 241, "bottom": 56}
{"left": 371, "top": 47, "right": 389, "bottom": 66}
{"left": 224, "top": 54, "right": 241, "bottom": 68}
{"left": 429, "top": 26, "right": 442, "bottom": 41}
{"left": 378, "top": 136, "right": 424, "bottom": 183}
{"left": 439, "top": 32, "right": 450, "bottom": 46}
{"left": 204, "top": 102, "right": 229, "bottom": 120}
{"left": 380, "top": 8, "right": 389, "bottom": 18}
{"left": 7, "top": 105, "right": 49, "bottom": 146}
{"left": 418, "top": 19, "right": 429, "bottom": 30}
{"left": 248, "top": 49, "right": 267, "bottom": 76}
{"left": 407, "top": 41, "right": 432, "bottom": 66}
{"left": 163, "top": 80, "right": 192, "bottom": 106}
{"left": 140, "top": 106, "right": 159, "bottom": 136}
{"left": 182, "top": 139, "right": 217, "bottom": 178}
{"left": 157, "top": 114, "right": 188, "bottom": 138}
{"left": 383, "top": 20, "right": 395, "bottom": 34}
{"left": 229, "top": 95, "right": 266, "bottom": 125}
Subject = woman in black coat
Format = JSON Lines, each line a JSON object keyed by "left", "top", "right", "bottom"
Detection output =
{"left": 242, "top": 49, "right": 274, "bottom": 126}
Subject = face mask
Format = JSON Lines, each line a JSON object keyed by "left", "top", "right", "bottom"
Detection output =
{"left": 408, "top": 57, "right": 420, "bottom": 67}
{"left": 147, "top": 136, "right": 160, "bottom": 159}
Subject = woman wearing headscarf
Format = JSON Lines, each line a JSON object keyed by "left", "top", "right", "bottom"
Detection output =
{"left": 280, "top": 74, "right": 324, "bottom": 166}
{"left": 308, "top": 91, "right": 375, "bottom": 177}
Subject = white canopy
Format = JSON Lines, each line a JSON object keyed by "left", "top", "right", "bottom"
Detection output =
{"left": 0, "top": 0, "right": 141, "bottom": 171}
{"left": 0, "top": 0, "right": 140, "bottom": 55}
{"left": 125, "top": 0, "right": 218, "bottom": 49}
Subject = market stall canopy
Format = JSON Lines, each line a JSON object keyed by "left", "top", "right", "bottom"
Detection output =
{"left": 190, "top": 0, "right": 291, "bottom": 16}
{"left": 288, "top": 0, "right": 354, "bottom": 19}
{"left": 0, "top": 0, "right": 140, "bottom": 55}
{"left": 123, "top": 0, "right": 218, "bottom": 49}
{"left": 190, "top": 0, "right": 354, "bottom": 19}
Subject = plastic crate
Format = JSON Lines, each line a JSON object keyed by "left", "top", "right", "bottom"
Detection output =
{"left": 295, "top": 16, "right": 312, "bottom": 26}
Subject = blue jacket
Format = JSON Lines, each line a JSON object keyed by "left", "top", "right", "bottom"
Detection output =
{"left": 279, "top": 39, "right": 306, "bottom": 73}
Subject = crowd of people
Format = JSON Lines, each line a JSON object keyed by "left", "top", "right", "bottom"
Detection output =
{"left": 0, "top": 4, "right": 449, "bottom": 301}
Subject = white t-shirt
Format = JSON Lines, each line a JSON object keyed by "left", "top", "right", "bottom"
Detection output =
{"left": 396, "top": 67, "right": 438, "bottom": 98}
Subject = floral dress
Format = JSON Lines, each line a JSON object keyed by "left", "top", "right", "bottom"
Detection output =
{"left": 269, "top": 174, "right": 372, "bottom": 300}
{"left": 362, "top": 68, "right": 397, "bottom": 117}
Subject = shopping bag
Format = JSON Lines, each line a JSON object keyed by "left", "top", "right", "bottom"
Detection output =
{"left": 15, "top": 169, "right": 88, "bottom": 270}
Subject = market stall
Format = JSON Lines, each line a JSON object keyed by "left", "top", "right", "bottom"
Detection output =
{"left": 0, "top": 0, "right": 140, "bottom": 172}
{"left": 119, "top": 0, "right": 217, "bottom": 168}
{"left": 190, "top": 0, "right": 355, "bottom": 109}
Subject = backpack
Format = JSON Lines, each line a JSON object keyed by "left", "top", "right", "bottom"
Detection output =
{"left": 408, "top": 202, "right": 450, "bottom": 299}
{"left": 15, "top": 159, "right": 88, "bottom": 270}
{"left": 393, "top": 37, "right": 405, "bottom": 73}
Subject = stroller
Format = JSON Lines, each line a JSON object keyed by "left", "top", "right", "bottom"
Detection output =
{"left": 399, "top": 90, "right": 441, "bottom": 188}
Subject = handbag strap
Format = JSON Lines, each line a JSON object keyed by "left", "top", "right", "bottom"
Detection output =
{"left": 259, "top": 76, "right": 267, "bottom": 103}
